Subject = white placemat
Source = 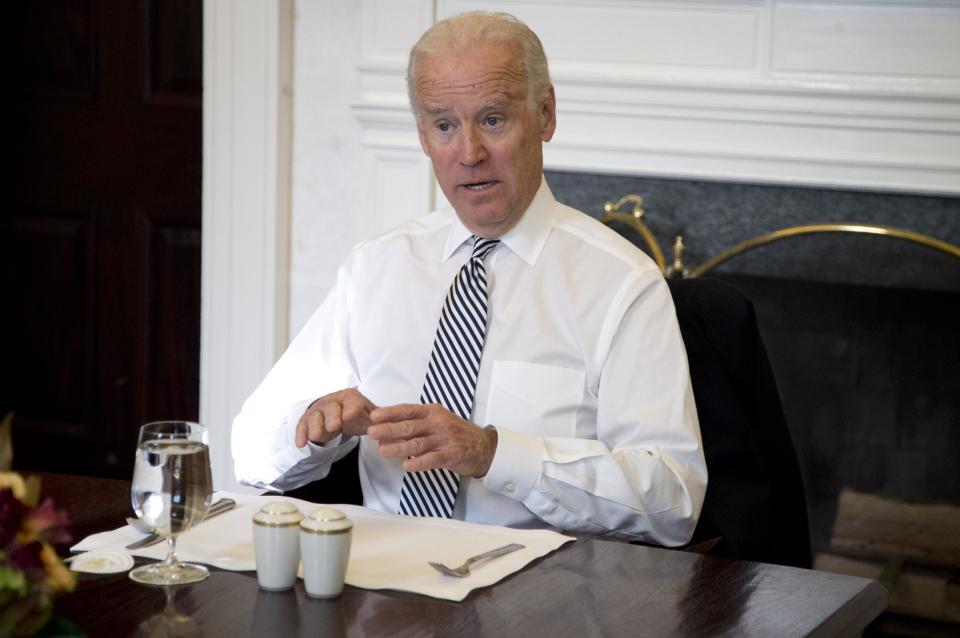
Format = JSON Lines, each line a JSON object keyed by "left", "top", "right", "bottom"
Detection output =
{"left": 72, "top": 491, "right": 574, "bottom": 601}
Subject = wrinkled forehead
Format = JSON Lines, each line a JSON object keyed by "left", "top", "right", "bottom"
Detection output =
{"left": 414, "top": 45, "right": 528, "bottom": 112}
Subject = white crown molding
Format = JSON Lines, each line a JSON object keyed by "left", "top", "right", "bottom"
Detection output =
{"left": 543, "top": 141, "right": 960, "bottom": 195}
{"left": 351, "top": 91, "right": 960, "bottom": 195}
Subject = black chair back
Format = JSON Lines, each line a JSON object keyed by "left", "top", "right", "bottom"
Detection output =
{"left": 668, "top": 277, "right": 811, "bottom": 568}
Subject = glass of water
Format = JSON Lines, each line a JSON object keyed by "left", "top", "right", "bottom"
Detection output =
{"left": 129, "top": 421, "right": 213, "bottom": 585}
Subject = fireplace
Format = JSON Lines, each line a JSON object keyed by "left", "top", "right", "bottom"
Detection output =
{"left": 546, "top": 169, "right": 960, "bottom": 631}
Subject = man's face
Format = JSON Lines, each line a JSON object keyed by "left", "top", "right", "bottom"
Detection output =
{"left": 414, "top": 42, "right": 556, "bottom": 238}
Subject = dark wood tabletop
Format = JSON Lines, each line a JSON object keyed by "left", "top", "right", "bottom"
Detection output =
{"left": 42, "top": 472, "right": 887, "bottom": 637}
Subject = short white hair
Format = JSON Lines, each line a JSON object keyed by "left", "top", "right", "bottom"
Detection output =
{"left": 407, "top": 11, "right": 552, "bottom": 118}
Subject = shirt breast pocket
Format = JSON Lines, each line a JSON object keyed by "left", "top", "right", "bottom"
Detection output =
{"left": 484, "top": 361, "right": 584, "bottom": 439}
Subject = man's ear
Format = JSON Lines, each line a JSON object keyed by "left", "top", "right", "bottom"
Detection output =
{"left": 539, "top": 85, "right": 557, "bottom": 143}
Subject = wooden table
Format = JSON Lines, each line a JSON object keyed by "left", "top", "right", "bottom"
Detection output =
{"left": 42, "top": 473, "right": 887, "bottom": 637}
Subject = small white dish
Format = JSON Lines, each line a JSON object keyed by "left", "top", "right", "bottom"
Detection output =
{"left": 68, "top": 549, "right": 135, "bottom": 574}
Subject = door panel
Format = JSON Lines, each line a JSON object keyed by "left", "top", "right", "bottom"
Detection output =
{"left": 6, "top": 0, "right": 202, "bottom": 478}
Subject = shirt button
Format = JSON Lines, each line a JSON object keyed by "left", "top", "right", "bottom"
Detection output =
{"left": 504, "top": 483, "right": 516, "bottom": 494}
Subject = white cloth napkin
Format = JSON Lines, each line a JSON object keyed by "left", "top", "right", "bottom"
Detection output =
{"left": 72, "top": 491, "right": 574, "bottom": 601}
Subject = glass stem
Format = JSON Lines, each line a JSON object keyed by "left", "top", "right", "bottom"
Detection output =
{"left": 163, "top": 535, "right": 179, "bottom": 569}
{"left": 163, "top": 586, "right": 176, "bottom": 613}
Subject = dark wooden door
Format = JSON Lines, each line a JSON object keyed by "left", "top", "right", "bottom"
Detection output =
{"left": 4, "top": 0, "right": 202, "bottom": 478}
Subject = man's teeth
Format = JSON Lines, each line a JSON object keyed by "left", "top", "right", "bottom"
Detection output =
{"left": 465, "top": 182, "right": 494, "bottom": 191}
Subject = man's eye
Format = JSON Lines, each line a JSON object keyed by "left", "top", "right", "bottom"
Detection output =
{"left": 484, "top": 116, "right": 501, "bottom": 127}
{"left": 437, "top": 122, "right": 451, "bottom": 132}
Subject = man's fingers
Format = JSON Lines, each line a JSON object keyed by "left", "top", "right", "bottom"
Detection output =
{"left": 307, "top": 409, "right": 327, "bottom": 442}
{"left": 402, "top": 450, "right": 450, "bottom": 473}
{"left": 295, "top": 414, "right": 308, "bottom": 448}
{"left": 367, "top": 419, "right": 422, "bottom": 442}
{"left": 295, "top": 408, "right": 325, "bottom": 447}
{"left": 295, "top": 388, "right": 378, "bottom": 447}
{"left": 341, "top": 400, "right": 362, "bottom": 422}
{"left": 341, "top": 392, "right": 374, "bottom": 423}
{"left": 370, "top": 403, "right": 428, "bottom": 424}
{"left": 321, "top": 400, "right": 343, "bottom": 433}
{"left": 299, "top": 394, "right": 490, "bottom": 472}
{"left": 376, "top": 432, "right": 443, "bottom": 459}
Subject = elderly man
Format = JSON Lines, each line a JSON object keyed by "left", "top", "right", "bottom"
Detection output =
{"left": 232, "top": 11, "right": 706, "bottom": 546}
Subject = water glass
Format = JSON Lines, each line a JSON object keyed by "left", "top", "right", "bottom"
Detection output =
{"left": 129, "top": 421, "right": 213, "bottom": 585}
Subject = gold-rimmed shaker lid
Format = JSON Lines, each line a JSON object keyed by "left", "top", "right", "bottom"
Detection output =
{"left": 300, "top": 507, "right": 352, "bottom": 533}
{"left": 253, "top": 501, "right": 304, "bottom": 527}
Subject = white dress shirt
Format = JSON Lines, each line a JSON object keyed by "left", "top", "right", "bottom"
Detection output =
{"left": 232, "top": 179, "right": 706, "bottom": 545}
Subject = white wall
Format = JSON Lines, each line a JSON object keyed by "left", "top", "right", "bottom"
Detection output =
{"left": 290, "top": 0, "right": 434, "bottom": 333}
{"left": 290, "top": 3, "right": 367, "bottom": 327}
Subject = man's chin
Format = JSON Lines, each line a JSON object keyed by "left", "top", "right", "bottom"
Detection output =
{"left": 454, "top": 208, "right": 518, "bottom": 238}
{"left": 453, "top": 184, "right": 501, "bottom": 207}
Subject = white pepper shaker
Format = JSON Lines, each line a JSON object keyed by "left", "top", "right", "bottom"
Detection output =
{"left": 299, "top": 507, "right": 353, "bottom": 598}
{"left": 252, "top": 501, "right": 304, "bottom": 591}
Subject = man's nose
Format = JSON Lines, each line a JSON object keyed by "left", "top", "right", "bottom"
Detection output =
{"left": 458, "top": 126, "right": 487, "bottom": 166}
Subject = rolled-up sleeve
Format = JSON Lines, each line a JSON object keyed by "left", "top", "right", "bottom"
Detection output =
{"left": 231, "top": 262, "right": 360, "bottom": 491}
{"left": 483, "top": 272, "right": 707, "bottom": 545}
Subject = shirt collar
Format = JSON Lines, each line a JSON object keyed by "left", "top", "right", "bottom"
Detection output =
{"left": 441, "top": 176, "right": 556, "bottom": 265}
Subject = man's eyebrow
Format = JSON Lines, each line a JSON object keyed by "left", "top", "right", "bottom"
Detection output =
{"left": 421, "top": 100, "right": 513, "bottom": 117}
{"left": 484, "top": 101, "right": 510, "bottom": 111}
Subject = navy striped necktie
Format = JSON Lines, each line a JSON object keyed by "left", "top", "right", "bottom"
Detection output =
{"left": 398, "top": 236, "right": 500, "bottom": 518}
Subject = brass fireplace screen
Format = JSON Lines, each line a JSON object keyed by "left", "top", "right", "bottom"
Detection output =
{"left": 599, "top": 194, "right": 960, "bottom": 278}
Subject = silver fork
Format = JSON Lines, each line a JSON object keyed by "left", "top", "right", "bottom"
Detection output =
{"left": 429, "top": 542, "right": 525, "bottom": 578}
{"left": 125, "top": 498, "right": 236, "bottom": 550}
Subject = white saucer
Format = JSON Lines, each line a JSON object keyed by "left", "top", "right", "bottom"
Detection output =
{"left": 68, "top": 549, "right": 135, "bottom": 574}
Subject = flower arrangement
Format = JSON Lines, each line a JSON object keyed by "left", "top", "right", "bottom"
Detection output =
{"left": 0, "top": 412, "right": 78, "bottom": 636}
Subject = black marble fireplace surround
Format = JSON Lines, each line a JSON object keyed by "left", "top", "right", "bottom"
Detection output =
{"left": 545, "top": 170, "right": 960, "bottom": 557}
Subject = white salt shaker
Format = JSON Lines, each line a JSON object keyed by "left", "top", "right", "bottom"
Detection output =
{"left": 299, "top": 507, "right": 353, "bottom": 598}
{"left": 252, "top": 501, "right": 304, "bottom": 591}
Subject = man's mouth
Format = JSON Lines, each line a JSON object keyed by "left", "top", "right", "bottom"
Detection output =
{"left": 462, "top": 181, "right": 497, "bottom": 192}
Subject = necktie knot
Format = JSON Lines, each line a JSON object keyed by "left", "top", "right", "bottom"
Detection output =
{"left": 471, "top": 236, "right": 500, "bottom": 261}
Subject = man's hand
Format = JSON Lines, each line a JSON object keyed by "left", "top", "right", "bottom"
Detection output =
{"left": 295, "top": 388, "right": 376, "bottom": 448}
{"left": 367, "top": 403, "right": 498, "bottom": 478}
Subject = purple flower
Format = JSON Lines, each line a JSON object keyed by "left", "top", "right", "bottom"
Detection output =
{"left": 24, "top": 498, "right": 73, "bottom": 546}
{"left": 0, "top": 487, "right": 28, "bottom": 547}
{"left": 8, "top": 540, "right": 44, "bottom": 572}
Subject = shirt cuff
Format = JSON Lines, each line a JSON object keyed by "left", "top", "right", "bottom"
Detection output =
{"left": 254, "top": 399, "right": 350, "bottom": 490}
{"left": 481, "top": 426, "right": 542, "bottom": 501}
{"left": 306, "top": 433, "right": 344, "bottom": 452}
